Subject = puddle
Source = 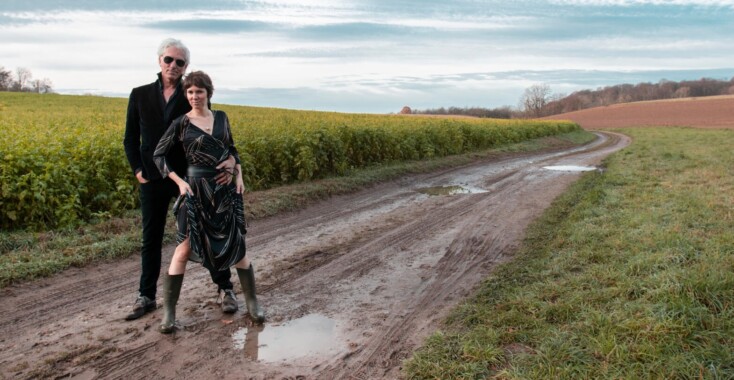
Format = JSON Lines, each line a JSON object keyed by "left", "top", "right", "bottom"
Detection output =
{"left": 233, "top": 314, "right": 339, "bottom": 362}
{"left": 543, "top": 165, "right": 596, "bottom": 172}
{"left": 418, "top": 185, "right": 487, "bottom": 196}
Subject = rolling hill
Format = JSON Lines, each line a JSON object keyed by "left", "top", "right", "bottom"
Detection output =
{"left": 543, "top": 95, "right": 734, "bottom": 129}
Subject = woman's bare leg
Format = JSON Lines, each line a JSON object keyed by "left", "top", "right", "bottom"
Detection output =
{"left": 234, "top": 256, "right": 251, "bottom": 269}
{"left": 168, "top": 238, "right": 191, "bottom": 275}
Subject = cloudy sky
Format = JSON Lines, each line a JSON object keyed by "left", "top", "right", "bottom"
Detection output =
{"left": 1, "top": 0, "right": 732, "bottom": 113}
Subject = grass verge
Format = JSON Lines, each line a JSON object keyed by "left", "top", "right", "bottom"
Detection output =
{"left": 403, "top": 127, "right": 734, "bottom": 379}
{"left": 0, "top": 131, "right": 594, "bottom": 288}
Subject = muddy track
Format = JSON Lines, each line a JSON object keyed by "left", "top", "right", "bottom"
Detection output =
{"left": 0, "top": 132, "right": 629, "bottom": 380}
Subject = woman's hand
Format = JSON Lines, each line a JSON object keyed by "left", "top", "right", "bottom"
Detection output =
{"left": 215, "top": 156, "right": 236, "bottom": 185}
{"left": 168, "top": 172, "right": 192, "bottom": 196}
{"left": 233, "top": 163, "right": 245, "bottom": 194}
{"left": 235, "top": 172, "right": 245, "bottom": 194}
{"left": 177, "top": 181, "right": 193, "bottom": 196}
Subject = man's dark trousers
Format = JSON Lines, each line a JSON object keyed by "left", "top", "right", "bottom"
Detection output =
{"left": 139, "top": 177, "right": 233, "bottom": 299}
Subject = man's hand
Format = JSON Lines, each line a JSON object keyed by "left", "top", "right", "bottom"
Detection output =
{"left": 136, "top": 171, "right": 149, "bottom": 184}
{"left": 215, "top": 155, "right": 236, "bottom": 185}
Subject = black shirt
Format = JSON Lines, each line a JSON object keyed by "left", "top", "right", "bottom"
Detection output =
{"left": 123, "top": 73, "right": 190, "bottom": 181}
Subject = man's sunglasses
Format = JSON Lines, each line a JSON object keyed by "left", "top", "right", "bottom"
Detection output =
{"left": 163, "top": 56, "right": 186, "bottom": 68}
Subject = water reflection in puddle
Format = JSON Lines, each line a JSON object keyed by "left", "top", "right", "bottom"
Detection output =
{"left": 543, "top": 165, "right": 596, "bottom": 172}
{"left": 233, "top": 314, "right": 339, "bottom": 362}
{"left": 418, "top": 185, "right": 487, "bottom": 196}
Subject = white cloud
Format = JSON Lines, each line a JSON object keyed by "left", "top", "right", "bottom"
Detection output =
{"left": 1, "top": 1, "right": 732, "bottom": 112}
{"left": 550, "top": 0, "right": 734, "bottom": 6}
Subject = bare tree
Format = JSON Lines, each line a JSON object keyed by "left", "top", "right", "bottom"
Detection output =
{"left": 541, "top": 76, "right": 734, "bottom": 116}
{"left": 521, "top": 83, "right": 552, "bottom": 117}
{"left": 674, "top": 86, "right": 690, "bottom": 98}
{"left": 0, "top": 66, "right": 12, "bottom": 91}
{"left": 657, "top": 79, "right": 676, "bottom": 99}
{"left": 15, "top": 67, "right": 32, "bottom": 91}
{"left": 32, "top": 78, "right": 54, "bottom": 94}
{"left": 543, "top": 92, "right": 566, "bottom": 115}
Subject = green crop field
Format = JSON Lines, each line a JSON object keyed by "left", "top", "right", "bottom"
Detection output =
{"left": 0, "top": 92, "right": 579, "bottom": 231}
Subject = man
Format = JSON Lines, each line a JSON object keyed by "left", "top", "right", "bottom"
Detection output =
{"left": 123, "top": 38, "right": 238, "bottom": 320}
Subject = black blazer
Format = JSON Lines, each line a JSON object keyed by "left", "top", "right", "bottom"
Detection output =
{"left": 123, "top": 74, "right": 190, "bottom": 181}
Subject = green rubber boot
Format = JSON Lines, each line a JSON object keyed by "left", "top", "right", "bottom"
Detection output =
{"left": 236, "top": 265, "right": 265, "bottom": 324}
{"left": 159, "top": 273, "right": 184, "bottom": 334}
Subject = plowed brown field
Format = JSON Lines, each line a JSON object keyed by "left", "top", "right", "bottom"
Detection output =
{"left": 543, "top": 95, "right": 734, "bottom": 129}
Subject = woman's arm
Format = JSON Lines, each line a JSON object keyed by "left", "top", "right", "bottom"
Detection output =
{"left": 233, "top": 163, "right": 245, "bottom": 194}
{"left": 153, "top": 116, "right": 183, "bottom": 179}
{"left": 216, "top": 111, "right": 243, "bottom": 186}
{"left": 153, "top": 118, "right": 193, "bottom": 196}
{"left": 168, "top": 171, "right": 193, "bottom": 196}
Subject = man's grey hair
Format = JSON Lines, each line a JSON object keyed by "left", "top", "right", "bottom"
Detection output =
{"left": 157, "top": 38, "right": 190, "bottom": 64}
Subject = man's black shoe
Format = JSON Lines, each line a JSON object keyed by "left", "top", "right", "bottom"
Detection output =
{"left": 125, "top": 295, "right": 156, "bottom": 320}
{"left": 220, "top": 289, "right": 238, "bottom": 314}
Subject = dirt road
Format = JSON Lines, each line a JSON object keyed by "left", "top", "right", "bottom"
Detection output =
{"left": 0, "top": 132, "right": 629, "bottom": 380}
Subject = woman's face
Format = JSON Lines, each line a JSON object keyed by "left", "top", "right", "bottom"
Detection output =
{"left": 186, "top": 85, "right": 208, "bottom": 110}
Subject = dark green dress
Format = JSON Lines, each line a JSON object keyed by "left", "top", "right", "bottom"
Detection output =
{"left": 153, "top": 110, "right": 246, "bottom": 271}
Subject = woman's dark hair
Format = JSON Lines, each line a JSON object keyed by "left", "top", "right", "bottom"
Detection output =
{"left": 183, "top": 71, "right": 214, "bottom": 99}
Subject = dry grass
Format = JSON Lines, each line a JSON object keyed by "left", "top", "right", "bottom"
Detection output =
{"left": 404, "top": 127, "right": 734, "bottom": 379}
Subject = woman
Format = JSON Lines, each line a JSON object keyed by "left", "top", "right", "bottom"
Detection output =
{"left": 153, "top": 71, "right": 264, "bottom": 334}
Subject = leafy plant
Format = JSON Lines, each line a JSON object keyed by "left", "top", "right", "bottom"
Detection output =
{"left": 0, "top": 93, "right": 579, "bottom": 230}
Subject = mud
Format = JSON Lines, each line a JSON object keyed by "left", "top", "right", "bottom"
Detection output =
{"left": 543, "top": 165, "right": 597, "bottom": 172}
{"left": 0, "top": 132, "right": 629, "bottom": 380}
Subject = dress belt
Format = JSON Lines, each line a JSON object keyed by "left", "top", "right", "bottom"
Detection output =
{"left": 187, "top": 166, "right": 218, "bottom": 178}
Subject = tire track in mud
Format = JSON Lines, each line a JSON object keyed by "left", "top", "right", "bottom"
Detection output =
{"left": 93, "top": 341, "right": 158, "bottom": 380}
{"left": 243, "top": 165, "right": 534, "bottom": 378}
{"left": 209, "top": 178, "right": 529, "bottom": 378}
{"left": 43, "top": 168, "right": 529, "bottom": 380}
{"left": 313, "top": 132, "right": 626, "bottom": 378}
{"left": 259, "top": 167, "right": 527, "bottom": 299}
{"left": 0, "top": 188, "right": 419, "bottom": 378}
{"left": 0, "top": 193, "right": 417, "bottom": 379}
{"left": 0, "top": 275, "right": 137, "bottom": 334}
{"left": 319, "top": 181, "right": 530, "bottom": 379}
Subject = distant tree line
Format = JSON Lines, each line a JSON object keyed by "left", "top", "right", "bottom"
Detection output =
{"left": 522, "top": 77, "right": 734, "bottom": 117}
{"left": 409, "top": 105, "right": 515, "bottom": 119}
{"left": 406, "top": 76, "right": 734, "bottom": 120}
{"left": 0, "top": 66, "right": 54, "bottom": 94}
